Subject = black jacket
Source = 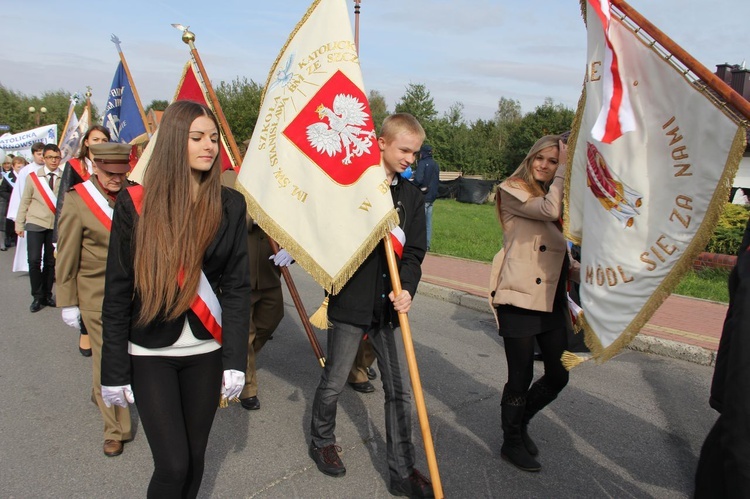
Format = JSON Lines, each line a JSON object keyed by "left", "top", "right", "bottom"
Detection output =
{"left": 0, "top": 170, "right": 16, "bottom": 201}
{"left": 328, "top": 176, "right": 426, "bottom": 328}
{"left": 706, "top": 216, "right": 750, "bottom": 492}
{"left": 101, "top": 186, "right": 252, "bottom": 386}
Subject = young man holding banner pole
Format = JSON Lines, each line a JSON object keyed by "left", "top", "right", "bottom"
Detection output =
{"left": 308, "top": 113, "right": 434, "bottom": 498}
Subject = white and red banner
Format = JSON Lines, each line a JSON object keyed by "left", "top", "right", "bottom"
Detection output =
{"left": 59, "top": 107, "right": 90, "bottom": 165}
{"left": 129, "top": 60, "right": 238, "bottom": 184}
{"left": 235, "top": 0, "right": 398, "bottom": 293}
{"left": 566, "top": 2, "right": 746, "bottom": 362}
{"left": 0, "top": 125, "right": 57, "bottom": 162}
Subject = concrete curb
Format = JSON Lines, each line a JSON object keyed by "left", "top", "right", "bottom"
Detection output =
{"left": 418, "top": 282, "right": 718, "bottom": 367}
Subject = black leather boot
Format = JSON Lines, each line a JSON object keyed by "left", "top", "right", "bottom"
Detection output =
{"left": 501, "top": 389, "right": 541, "bottom": 472}
{"left": 521, "top": 377, "right": 560, "bottom": 456}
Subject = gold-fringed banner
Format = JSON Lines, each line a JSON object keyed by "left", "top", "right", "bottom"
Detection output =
{"left": 565, "top": 1, "right": 747, "bottom": 364}
{"left": 236, "top": 0, "right": 397, "bottom": 293}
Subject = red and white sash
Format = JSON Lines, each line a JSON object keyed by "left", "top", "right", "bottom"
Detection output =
{"left": 29, "top": 173, "right": 57, "bottom": 214}
{"left": 67, "top": 158, "right": 91, "bottom": 181}
{"left": 128, "top": 185, "right": 222, "bottom": 343}
{"left": 390, "top": 226, "right": 406, "bottom": 258}
{"left": 74, "top": 180, "right": 113, "bottom": 231}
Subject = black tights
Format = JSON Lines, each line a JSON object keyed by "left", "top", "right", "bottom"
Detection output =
{"left": 503, "top": 328, "right": 569, "bottom": 396}
{"left": 131, "top": 350, "right": 222, "bottom": 499}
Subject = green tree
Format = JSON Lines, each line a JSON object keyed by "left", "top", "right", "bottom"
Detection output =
{"left": 215, "top": 77, "right": 264, "bottom": 154}
{"left": 146, "top": 99, "right": 169, "bottom": 112}
{"left": 499, "top": 97, "right": 574, "bottom": 177}
{"left": 394, "top": 83, "right": 437, "bottom": 127}
{"left": 368, "top": 89, "right": 388, "bottom": 134}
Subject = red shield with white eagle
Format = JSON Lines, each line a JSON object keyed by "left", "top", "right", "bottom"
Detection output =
{"left": 283, "top": 70, "right": 379, "bottom": 185}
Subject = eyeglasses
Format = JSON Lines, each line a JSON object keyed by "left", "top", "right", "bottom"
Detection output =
{"left": 44, "top": 156, "right": 62, "bottom": 161}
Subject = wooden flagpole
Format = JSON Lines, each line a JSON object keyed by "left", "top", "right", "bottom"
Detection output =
{"left": 110, "top": 35, "right": 153, "bottom": 135}
{"left": 611, "top": 0, "right": 750, "bottom": 121}
{"left": 57, "top": 94, "right": 77, "bottom": 148}
{"left": 383, "top": 236, "right": 444, "bottom": 498}
{"left": 177, "top": 26, "right": 326, "bottom": 367}
{"left": 355, "top": 3, "right": 441, "bottom": 493}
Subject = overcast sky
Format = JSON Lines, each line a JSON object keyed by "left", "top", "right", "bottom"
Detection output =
{"left": 2, "top": 0, "right": 748, "bottom": 122}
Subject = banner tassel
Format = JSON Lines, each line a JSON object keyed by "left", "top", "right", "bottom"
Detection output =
{"left": 309, "top": 296, "right": 331, "bottom": 330}
{"left": 561, "top": 351, "right": 589, "bottom": 371}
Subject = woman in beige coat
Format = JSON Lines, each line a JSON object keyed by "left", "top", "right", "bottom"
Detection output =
{"left": 490, "top": 135, "right": 578, "bottom": 472}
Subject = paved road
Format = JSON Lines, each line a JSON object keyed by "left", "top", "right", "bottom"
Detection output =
{"left": 0, "top": 250, "right": 716, "bottom": 498}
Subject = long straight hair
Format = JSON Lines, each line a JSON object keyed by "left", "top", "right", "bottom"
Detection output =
{"left": 134, "top": 100, "right": 222, "bottom": 325}
{"left": 496, "top": 135, "right": 561, "bottom": 224}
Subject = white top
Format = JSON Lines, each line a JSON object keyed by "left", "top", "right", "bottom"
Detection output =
{"left": 129, "top": 317, "right": 220, "bottom": 357}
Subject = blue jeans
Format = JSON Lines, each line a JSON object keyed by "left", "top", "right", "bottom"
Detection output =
{"left": 424, "top": 202, "right": 434, "bottom": 251}
{"left": 310, "top": 320, "right": 416, "bottom": 481}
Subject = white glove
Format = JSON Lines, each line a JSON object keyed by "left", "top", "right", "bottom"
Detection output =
{"left": 101, "top": 385, "right": 135, "bottom": 408}
{"left": 61, "top": 306, "right": 81, "bottom": 329}
{"left": 222, "top": 369, "right": 245, "bottom": 400}
{"left": 269, "top": 248, "right": 294, "bottom": 267}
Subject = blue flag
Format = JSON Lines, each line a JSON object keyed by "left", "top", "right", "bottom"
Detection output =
{"left": 103, "top": 61, "right": 147, "bottom": 143}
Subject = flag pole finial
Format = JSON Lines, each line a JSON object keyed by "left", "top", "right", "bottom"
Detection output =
{"left": 171, "top": 24, "right": 195, "bottom": 45}
{"left": 85, "top": 86, "right": 92, "bottom": 100}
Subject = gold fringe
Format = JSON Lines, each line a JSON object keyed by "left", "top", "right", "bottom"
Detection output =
{"left": 309, "top": 296, "right": 331, "bottom": 330}
{"left": 580, "top": 125, "right": 747, "bottom": 365}
{"left": 218, "top": 396, "right": 239, "bottom": 409}
{"left": 562, "top": 84, "right": 587, "bottom": 247}
{"left": 561, "top": 351, "right": 588, "bottom": 371}
{"left": 234, "top": 182, "right": 399, "bottom": 294}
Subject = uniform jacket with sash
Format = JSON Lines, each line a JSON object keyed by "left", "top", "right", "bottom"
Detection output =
{"left": 328, "top": 175, "right": 426, "bottom": 328}
{"left": 490, "top": 170, "right": 579, "bottom": 313}
{"left": 16, "top": 167, "right": 61, "bottom": 231}
{"left": 56, "top": 177, "right": 135, "bottom": 313}
{"left": 101, "top": 186, "right": 252, "bottom": 386}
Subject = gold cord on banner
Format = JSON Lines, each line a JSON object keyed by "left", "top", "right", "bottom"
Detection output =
{"left": 309, "top": 296, "right": 331, "bottom": 330}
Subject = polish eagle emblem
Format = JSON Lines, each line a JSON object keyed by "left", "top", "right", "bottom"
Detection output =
{"left": 306, "top": 94, "right": 376, "bottom": 165}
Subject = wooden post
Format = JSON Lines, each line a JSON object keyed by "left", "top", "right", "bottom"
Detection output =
{"left": 383, "top": 236, "right": 444, "bottom": 498}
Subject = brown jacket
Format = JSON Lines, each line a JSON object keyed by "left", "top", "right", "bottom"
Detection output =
{"left": 55, "top": 178, "right": 118, "bottom": 312}
{"left": 16, "top": 167, "right": 61, "bottom": 231}
{"left": 490, "top": 172, "right": 578, "bottom": 312}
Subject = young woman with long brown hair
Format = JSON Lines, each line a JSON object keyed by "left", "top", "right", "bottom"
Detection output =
{"left": 490, "top": 135, "right": 579, "bottom": 472}
{"left": 101, "top": 100, "right": 251, "bottom": 498}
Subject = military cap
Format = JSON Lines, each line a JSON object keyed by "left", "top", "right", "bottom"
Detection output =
{"left": 90, "top": 143, "right": 132, "bottom": 174}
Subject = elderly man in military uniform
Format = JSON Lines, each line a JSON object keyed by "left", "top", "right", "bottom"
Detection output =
{"left": 56, "top": 143, "right": 134, "bottom": 457}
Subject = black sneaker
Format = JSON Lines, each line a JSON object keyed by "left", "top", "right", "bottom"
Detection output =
{"left": 390, "top": 468, "right": 434, "bottom": 498}
{"left": 309, "top": 442, "right": 346, "bottom": 477}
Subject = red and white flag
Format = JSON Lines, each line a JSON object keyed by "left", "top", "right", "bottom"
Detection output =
{"left": 235, "top": 0, "right": 398, "bottom": 293}
{"left": 129, "top": 60, "right": 237, "bottom": 183}
{"left": 566, "top": 3, "right": 746, "bottom": 363}
{"left": 587, "top": 0, "right": 635, "bottom": 144}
